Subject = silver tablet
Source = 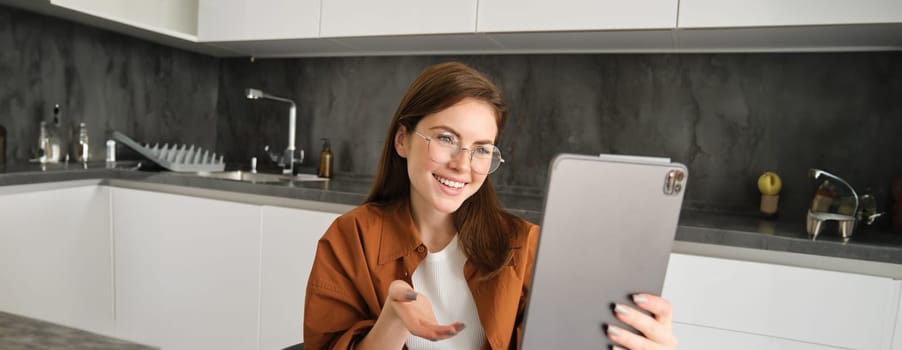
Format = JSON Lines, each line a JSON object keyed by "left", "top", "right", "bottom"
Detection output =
{"left": 520, "top": 153, "right": 688, "bottom": 349}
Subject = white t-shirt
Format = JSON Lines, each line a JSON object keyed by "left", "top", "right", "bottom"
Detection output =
{"left": 406, "top": 235, "right": 485, "bottom": 350}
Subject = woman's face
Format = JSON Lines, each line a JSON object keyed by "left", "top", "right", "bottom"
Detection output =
{"left": 395, "top": 97, "right": 499, "bottom": 216}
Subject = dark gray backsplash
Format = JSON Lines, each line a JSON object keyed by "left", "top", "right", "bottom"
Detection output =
{"left": 0, "top": 5, "right": 219, "bottom": 164}
{"left": 218, "top": 54, "right": 902, "bottom": 219}
{"left": 2, "top": 4, "right": 900, "bottom": 221}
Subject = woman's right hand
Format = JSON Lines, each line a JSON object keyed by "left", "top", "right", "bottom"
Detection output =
{"left": 385, "top": 280, "right": 465, "bottom": 342}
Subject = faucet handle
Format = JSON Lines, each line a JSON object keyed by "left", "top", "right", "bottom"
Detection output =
{"left": 858, "top": 193, "right": 885, "bottom": 225}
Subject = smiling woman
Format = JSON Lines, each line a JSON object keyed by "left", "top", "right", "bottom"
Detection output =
{"left": 302, "top": 62, "right": 677, "bottom": 350}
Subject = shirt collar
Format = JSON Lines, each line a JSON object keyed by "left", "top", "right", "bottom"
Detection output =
{"left": 377, "top": 199, "right": 424, "bottom": 265}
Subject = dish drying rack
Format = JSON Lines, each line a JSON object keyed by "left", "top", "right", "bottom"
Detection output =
{"left": 112, "top": 131, "right": 225, "bottom": 172}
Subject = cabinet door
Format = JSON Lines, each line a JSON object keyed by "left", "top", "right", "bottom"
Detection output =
{"left": 893, "top": 280, "right": 902, "bottom": 350}
{"left": 0, "top": 185, "right": 113, "bottom": 336}
{"left": 673, "top": 322, "right": 845, "bottom": 350}
{"left": 50, "top": 0, "right": 198, "bottom": 38}
{"left": 663, "top": 253, "right": 899, "bottom": 350}
{"left": 259, "top": 205, "right": 340, "bottom": 350}
{"left": 678, "top": 0, "right": 902, "bottom": 28}
{"left": 197, "top": 0, "right": 320, "bottom": 41}
{"left": 112, "top": 188, "right": 262, "bottom": 350}
{"left": 477, "top": 0, "right": 678, "bottom": 32}
{"left": 320, "top": 0, "right": 478, "bottom": 37}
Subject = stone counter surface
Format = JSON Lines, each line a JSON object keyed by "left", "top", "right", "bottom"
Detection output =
{"left": 0, "top": 312, "right": 156, "bottom": 350}
{"left": 2, "top": 163, "right": 901, "bottom": 269}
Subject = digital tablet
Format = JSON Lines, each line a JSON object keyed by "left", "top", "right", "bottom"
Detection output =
{"left": 520, "top": 153, "right": 688, "bottom": 349}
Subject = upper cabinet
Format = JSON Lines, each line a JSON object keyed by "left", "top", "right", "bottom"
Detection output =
{"left": 315, "top": 0, "right": 498, "bottom": 56}
{"left": 320, "top": 0, "right": 478, "bottom": 37}
{"left": 49, "top": 0, "right": 198, "bottom": 39}
{"left": 477, "top": 0, "right": 677, "bottom": 32}
{"left": 2, "top": 0, "right": 901, "bottom": 56}
{"left": 476, "top": 0, "right": 678, "bottom": 53}
{"left": 197, "top": 0, "right": 320, "bottom": 41}
{"left": 0, "top": 0, "right": 236, "bottom": 55}
{"left": 676, "top": 0, "right": 902, "bottom": 51}
{"left": 678, "top": 0, "right": 902, "bottom": 28}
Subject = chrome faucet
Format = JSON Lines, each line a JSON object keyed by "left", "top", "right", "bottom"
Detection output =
{"left": 806, "top": 168, "right": 882, "bottom": 241}
{"left": 245, "top": 88, "right": 303, "bottom": 175}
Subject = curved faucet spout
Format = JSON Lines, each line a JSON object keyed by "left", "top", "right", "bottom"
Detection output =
{"left": 246, "top": 88, "right": 299, "bottom": 174}
{"left": 809, "top": 168, "right": 859, "bottom": 217}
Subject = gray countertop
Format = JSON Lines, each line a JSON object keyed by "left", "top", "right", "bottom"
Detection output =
{"left": 0, "top": 311, "right": 156, "bottom": 350}
{"left": 2, "top": 162, "right": 901, "bottom": 272}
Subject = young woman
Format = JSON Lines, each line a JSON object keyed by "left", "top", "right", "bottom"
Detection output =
{"left": 304, "top": 62, "right": 677, "bottom": 350}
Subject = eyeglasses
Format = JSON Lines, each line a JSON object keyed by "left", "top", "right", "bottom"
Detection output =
{"left": 414, "top": 130, "right": 505, "bottom": 175}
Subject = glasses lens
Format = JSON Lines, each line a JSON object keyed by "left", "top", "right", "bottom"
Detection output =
{"left": 424, "top": 133, "right": 504, "bottom": 175}
{"left": 471, "top": 145, "right": 502, "bottom": 175}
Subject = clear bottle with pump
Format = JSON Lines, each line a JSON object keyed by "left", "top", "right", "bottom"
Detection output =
{"left": 76, "top": 122, "right": 89, "bottom": 163}
{"left": 318, "top": 138, "right": 333, "bottom": 178}
{"left": 43, "top": 104, "right": 65, "bottom": 163}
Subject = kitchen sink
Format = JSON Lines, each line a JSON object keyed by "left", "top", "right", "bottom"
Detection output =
{"left": 194, "top": 170, "right": 328, "bottom": 183}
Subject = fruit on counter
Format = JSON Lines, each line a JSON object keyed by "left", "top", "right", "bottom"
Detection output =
{"left": 757, "top": 171, "right": 782, "bottom": 195}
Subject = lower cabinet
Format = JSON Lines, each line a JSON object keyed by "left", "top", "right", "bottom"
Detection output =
{"left": 0, "top": 184, "right": 113, "bottom": 337}
{"left": 672, "top": 322, "right": 845, "bottom": 350}
{"left": 113, "top": 188, "right": 262, "bottom": 350}
{"left": 260, "top": 205, "right": 339, "bottom": 350}
{"left": 894, "top": 284, "right": 902, "bottom": 350}
{"left": 663, "top": 253, "right": 901, "bottom": 350}
{"left": 112, "top": 188, "right": 341, "bottom": 350}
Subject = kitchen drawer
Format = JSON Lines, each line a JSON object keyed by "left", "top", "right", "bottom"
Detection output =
{"left": 663, "top": 253, "right": 899, "bottom": 350}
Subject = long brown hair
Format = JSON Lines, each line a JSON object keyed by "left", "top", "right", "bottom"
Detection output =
{"left": 365, "top": 61, "right": 523, "bottom": 277}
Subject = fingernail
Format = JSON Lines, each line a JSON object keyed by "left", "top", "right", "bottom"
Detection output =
{"left": 405, "top": 291, "right": 417, "bottom": 301}
{"left": 614, "top": 304, "right": 629, "bottom": 316}
{"left": 454, "top": 324, "right": 466, "bottom": 332}
{"left": 606, "top": 325, "right": 621, "bottom": 337}
{"left": 632, "top": 294, "right": 648, "bottom": 304}
{"left": 612, "top": 346, "right": 627, "bottom": 350}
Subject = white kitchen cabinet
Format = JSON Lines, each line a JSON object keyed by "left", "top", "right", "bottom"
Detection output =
{"left": 112, "top": 188, "right": 262, "bottom": 350}
{"left": 672, "top": 322, "right": 845, "bottom": 350}
{"left": 0, "top": 184, "right": 113, "bottom": 337}
{"left": 893, "top": 280, "right": 902, "bottom": 350}
{"left": 477, "top": 0, "right": 678, "bottom": 32}
{"left": 197, "top": 0, "right": 320, "bottom": 42}
{"left": 49, "top": 0, "right": 198, "bottom": 39}
{"left": 663, "top": 253, "right": 900, "bottom": 350}
{"left": 259, "top": 205, "right": 339, "bottom": 350}
{"left": 476, "top": 0, "right": 677, "bottom": 53}
{"left": 678, "top": 0, "right": 902, "bottom": 28}
{"left": 320, "top": 0, "right": 478, "bottom": 37}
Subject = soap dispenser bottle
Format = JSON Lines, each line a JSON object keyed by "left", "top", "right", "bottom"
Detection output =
{"left": 44, "top": 104, "right": 65, "bottom": 163}
{"left": 317, "top": 138, "right": 333, "bottom": 178}
{"left": 75, "top": 122, "right": 89, "bottom": 163}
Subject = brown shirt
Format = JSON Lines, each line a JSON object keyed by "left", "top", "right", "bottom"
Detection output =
{"left": 304, "top": 199, "right": 540, "bottom": 350}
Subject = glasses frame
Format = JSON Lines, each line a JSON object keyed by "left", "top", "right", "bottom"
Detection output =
{"left": 413, "top": 130, "right": 505, "bottom": 175}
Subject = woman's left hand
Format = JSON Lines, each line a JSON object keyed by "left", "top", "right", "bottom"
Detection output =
{"left": 606, "top": 293, "right": 677, "bottom": 350}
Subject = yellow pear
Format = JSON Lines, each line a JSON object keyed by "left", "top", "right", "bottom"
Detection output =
{"left": 757, "top": 172, "right": 782, "bottom": 196}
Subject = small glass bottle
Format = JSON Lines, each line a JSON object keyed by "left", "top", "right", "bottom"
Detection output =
{"left": 317, "top": 138, "right": 333, "bottom": 178}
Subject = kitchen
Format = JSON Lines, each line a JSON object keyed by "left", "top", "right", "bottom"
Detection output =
{"left": 0, "top": 1, "right": 901, "bottom": 349}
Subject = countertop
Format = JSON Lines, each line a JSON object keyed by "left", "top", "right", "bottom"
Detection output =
{"left": 2, "top": 161, "right": 901, "bottom": 277}
{"left": 0, "top": 311, "right": 156, "bottom": 350}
